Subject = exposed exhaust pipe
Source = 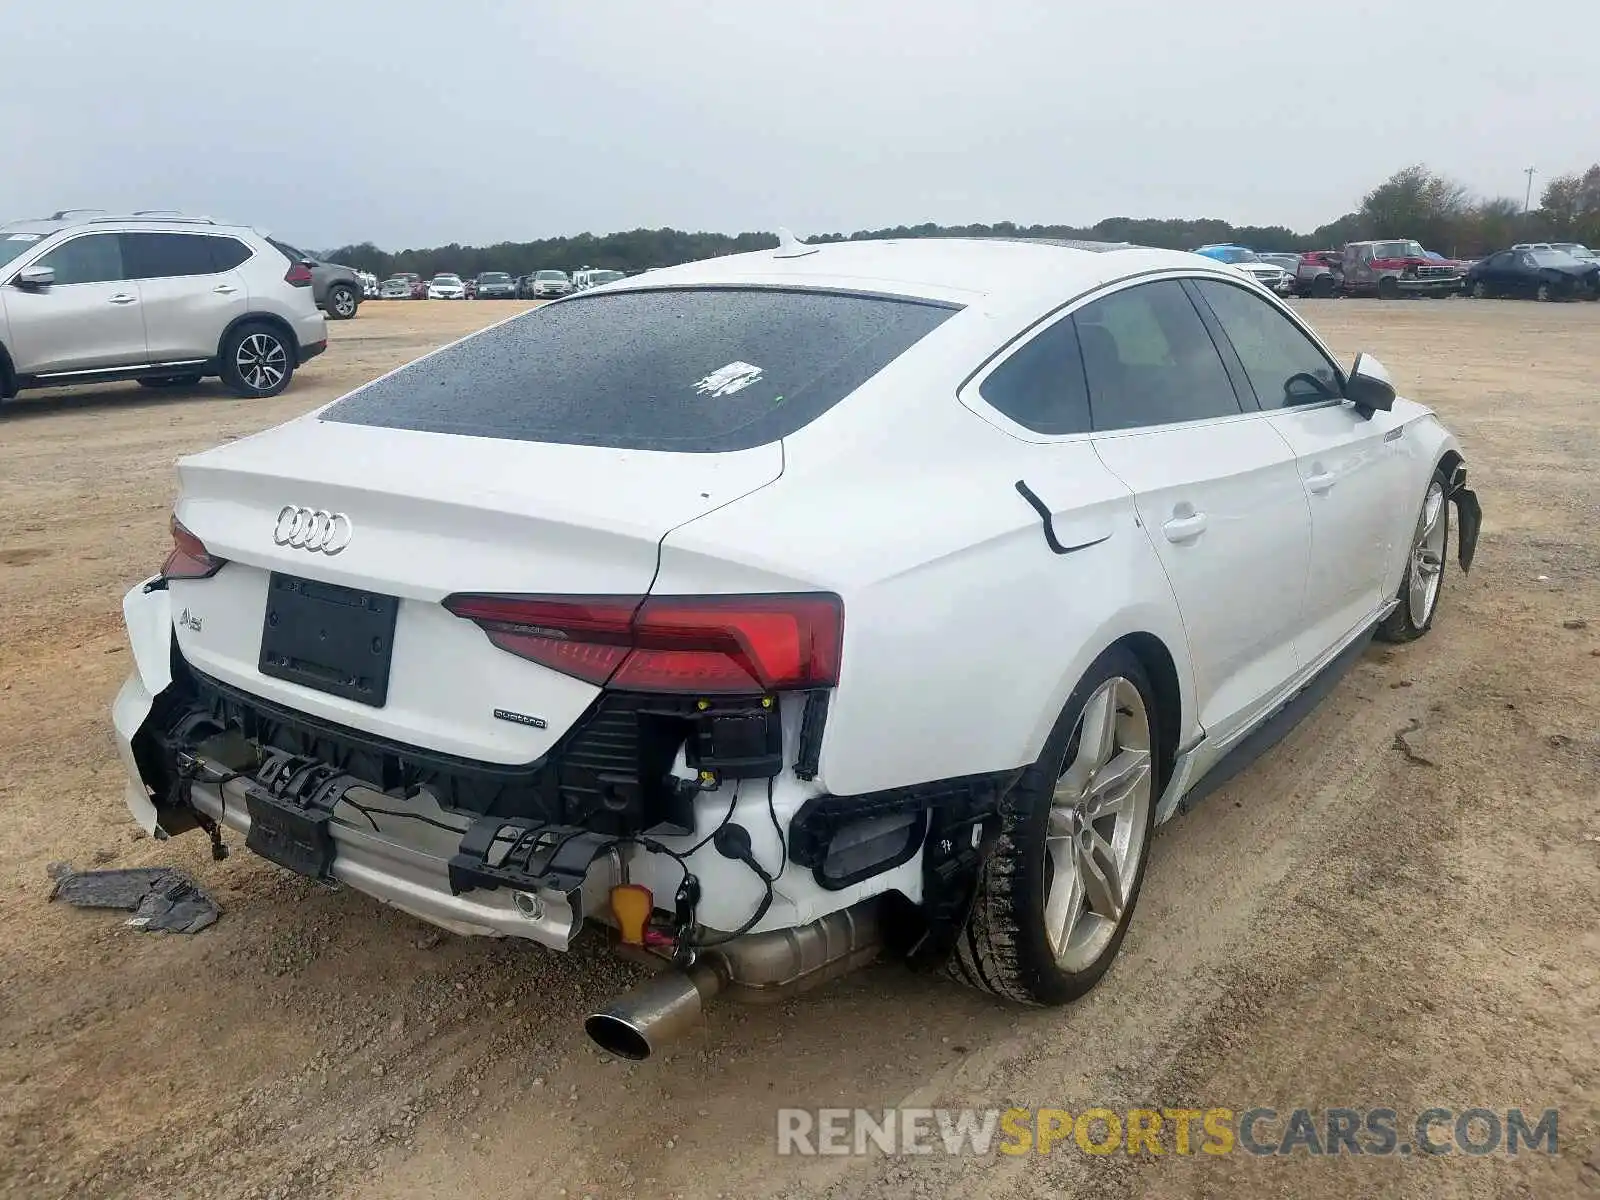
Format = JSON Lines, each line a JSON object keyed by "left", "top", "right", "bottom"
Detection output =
{"left": 583, "top": 899, "right": 882, "bottom": 1060}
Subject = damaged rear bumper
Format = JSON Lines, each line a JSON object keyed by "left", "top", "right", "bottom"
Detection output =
{"left": 187, "top": 770, "right": 586, "bottom": 946}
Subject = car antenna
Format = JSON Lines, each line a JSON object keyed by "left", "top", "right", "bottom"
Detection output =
{"left": 773, "top": 227, "right": 819, "bottom": 259}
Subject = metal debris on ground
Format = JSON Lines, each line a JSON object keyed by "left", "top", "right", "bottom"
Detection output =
{"left": 46, "top": 863, "right": 222, "bottom": 933}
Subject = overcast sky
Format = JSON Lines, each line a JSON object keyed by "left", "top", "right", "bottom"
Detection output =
{"left": 4, "top": 0, "right": 1596, "bottom": 250}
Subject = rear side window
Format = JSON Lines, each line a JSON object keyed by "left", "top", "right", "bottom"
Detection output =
{"left": 209, "top": 237, "right": 253, "bottom": 271}
{"left": 323, "top": 288, "right": 959, "bottom": 452}
{"left": 979, "top": 317, "right": 1091, "bottom": 435}
{"left": 122, "top": 232, "right": 242, "bottom": 279}
{"left": 1074, "top": 280, "right": 1243, "bottom": 431}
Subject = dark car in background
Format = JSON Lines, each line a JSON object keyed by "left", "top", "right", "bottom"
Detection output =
{"left": 473, "top": 271, "right": 517, "bottom": 299}
{"left": 1464, "top": 249, "right": 1600, "bottom": 301}
{"left": 266, "top": 239, "right": 363, "bottom": 320}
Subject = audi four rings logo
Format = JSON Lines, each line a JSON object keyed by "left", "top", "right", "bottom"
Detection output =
{"left": 273, "top": 506, "right": 353, "bottom": 555}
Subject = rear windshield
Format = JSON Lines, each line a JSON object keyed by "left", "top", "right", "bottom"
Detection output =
{"left": 323, "top": 287, "right": 959, "bottom": 452}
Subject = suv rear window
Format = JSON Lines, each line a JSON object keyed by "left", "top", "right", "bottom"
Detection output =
{"left": 323, "top": 287, "right": 959, "bottom": 452}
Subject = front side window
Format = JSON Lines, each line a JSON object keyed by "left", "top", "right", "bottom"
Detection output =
{"left": 978, "top": 317, "right": 1092, "bottom": 435}
{"left": 1074, "top": 280, "right": 1242, "bottom": 431}
{"left": 1190, "top": 280, "right": 1341, "bottom": 408}
{"left": 34, "top": 233, "right": 126, "bottom": 285}
{"left": 0, "top": 231, "right": 45, "bottom": 275}
{"left": 121, "top": 232, "right": 230, "bottom": 279}
{"left": 324, "top": 287, "right": 958, "bottom": 452}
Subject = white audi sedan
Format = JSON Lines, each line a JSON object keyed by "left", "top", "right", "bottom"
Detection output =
{"left": 111, "top": 237, "right": 1480, "bottom": 1060}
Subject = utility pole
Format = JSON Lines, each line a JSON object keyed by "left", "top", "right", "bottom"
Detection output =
{"left": 1523, "top": 166, "right": 1536, "bottom": 214}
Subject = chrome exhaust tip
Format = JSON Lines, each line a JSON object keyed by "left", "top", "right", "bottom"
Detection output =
{"left": 583, "top": 964, "right": 720, "bottom": 1061}
{"left": 583, "top": 900, "right": 884, "bottom": 1060}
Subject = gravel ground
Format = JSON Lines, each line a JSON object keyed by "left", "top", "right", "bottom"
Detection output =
{"left": 0, "top": 297, "right": 1595, "bottom": 1199}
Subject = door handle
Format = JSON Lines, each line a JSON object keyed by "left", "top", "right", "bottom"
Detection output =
{"left": 212, "top": 284, "right": 238, "bottom": 295}
{"left": 1305, "top": 470, "right": 1337, "bottom": 494}
{"left": 1162, "top": 512, "right": 1208, "bottom": 543}
{"left": 108, "top": 293, "right": 138, "bottom": 305}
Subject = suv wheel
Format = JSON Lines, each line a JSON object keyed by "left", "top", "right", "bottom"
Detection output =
{"left": 1377, "top": 276, "right": 1401, "bottom": 299}
{"left": 951, "top": 646, "right": 1159, "bottom": 1006}
{"left": 326, "top": 284, "right": 359, "bottom": 320}
{"left": 221, "top": 323, "right": 294, "bottom": 398}
{"left": 138, "top": 374, "right": 203, "bottom": 389}
{"left": 1311, "top": 274, "right": 1336, "bottom": 298}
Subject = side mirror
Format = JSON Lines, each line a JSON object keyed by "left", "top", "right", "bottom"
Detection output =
{"left": 15, "top": 265, "right": 54, "bottom": 289}
{"left": 1346, "top": 352, "right": 1396, "bottom": 417}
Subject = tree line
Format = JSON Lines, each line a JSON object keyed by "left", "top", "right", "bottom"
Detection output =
{"left": 321, "top": 163, "right": 1600, "bottom": 278}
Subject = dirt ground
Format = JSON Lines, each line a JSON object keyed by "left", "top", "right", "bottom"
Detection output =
{"left": 0, "top": 297, "right": 1595, "bottom": 1200}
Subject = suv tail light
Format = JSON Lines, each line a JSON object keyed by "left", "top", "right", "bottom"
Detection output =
{"left": 443, "top": 593, "right": 843, "bottom": 694}
{"left": 284, "top": 261, "right": 314, "bottom": 287}
{"left": 162, "top": 516, "right": 227, "bottom": 580}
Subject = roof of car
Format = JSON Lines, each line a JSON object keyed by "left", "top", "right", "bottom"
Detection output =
{"left": 606, "top": 236, "right": 1222, "bottom": 305}
{"left": 1, "top": 211, "right": 236, "bottom": 236}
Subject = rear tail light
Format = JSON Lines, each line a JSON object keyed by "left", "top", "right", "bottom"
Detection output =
{"left": 161, "top": 516, "right": 227, "bottom": 580}
{"left": 284, "top": 261, "right": 314, "bottom": 287}
{"left": 443, "top": 592, "right": 843, "bottom": 694}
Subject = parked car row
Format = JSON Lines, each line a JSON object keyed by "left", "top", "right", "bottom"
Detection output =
{"left": 371, "top": 266, "right": 636, "bottom": 301}
{"left": 1200, "top": 237, "right": 1600, "bottom": 302}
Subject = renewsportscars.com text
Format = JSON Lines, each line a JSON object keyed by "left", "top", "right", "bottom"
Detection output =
{"left": 776, "top": 1106, "right": 1559, "bottom": 1158}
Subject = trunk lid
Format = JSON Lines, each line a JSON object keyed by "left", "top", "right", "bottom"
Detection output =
{"left": 167, "top": 417, "right": 782, "bottom": 763}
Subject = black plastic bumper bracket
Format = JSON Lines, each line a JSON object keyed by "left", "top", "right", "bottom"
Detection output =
{"left": 447, "top": 817, "right": 615, "bottom": 898}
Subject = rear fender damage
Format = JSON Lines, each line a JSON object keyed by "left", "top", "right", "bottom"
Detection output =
{"left": 113, "top": 579, "right": 175, "bottom": 836}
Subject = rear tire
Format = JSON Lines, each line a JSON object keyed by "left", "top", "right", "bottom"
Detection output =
{"left": 1311, "top": 275, "right": 1336, "bottom": 298}
{"left": 1376, "top": 469, "right": 1451, "bottom": 644}
{"left": 1536, "top": 282, "right": 1553, "bottom": 302}
{"left": 138, "top": 374, "right": 202, "bottom": 389}
{"left": 326, "top": 284, "right": 359, "bottom": 320}
{"left": 220, "top": 322, "right": 294, "bottom": 398}
{"left": 950, "top": 646, "right": 1159, "bottom": 1006}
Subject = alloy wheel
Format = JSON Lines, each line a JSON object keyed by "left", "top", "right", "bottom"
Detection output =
{"left": 333, "top": 289, "right": 356, "bottom": 317}
{"left": 1043, "top": 677, "right": 1152, "bottom": 973}
{"left": 236, "top": 333, "right": 287, "bottom": 393}
{"left": 1409, "top": 480, "right": 1448, "bottom": 629}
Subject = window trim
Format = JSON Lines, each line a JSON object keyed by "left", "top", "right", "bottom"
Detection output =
{"left": 1183, "top": 275, "right": 1348, "bottom": 413}
{"left": 7, "top": 230, "right": 129, "bottom": 288}
{"left": 959, "top": 268, "right": 1325, "bottom": 443}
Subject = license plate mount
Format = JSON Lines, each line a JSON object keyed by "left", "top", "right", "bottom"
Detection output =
{"left": 258, "top": 573, "right": 399, "bottom": 706}
{"left": 243, "top": 786, "right": 335, "bottom": 880}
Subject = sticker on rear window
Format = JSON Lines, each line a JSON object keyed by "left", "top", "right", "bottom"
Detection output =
{"left": 694, "top": 361, "right": 764, "bottom": 397}
{"left": 6, "top": 233, "right": 41, "bottom": 242}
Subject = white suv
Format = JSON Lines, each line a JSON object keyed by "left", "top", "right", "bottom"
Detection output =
{"left": 0, "top": 211, "right": 328, "bottom": 403}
